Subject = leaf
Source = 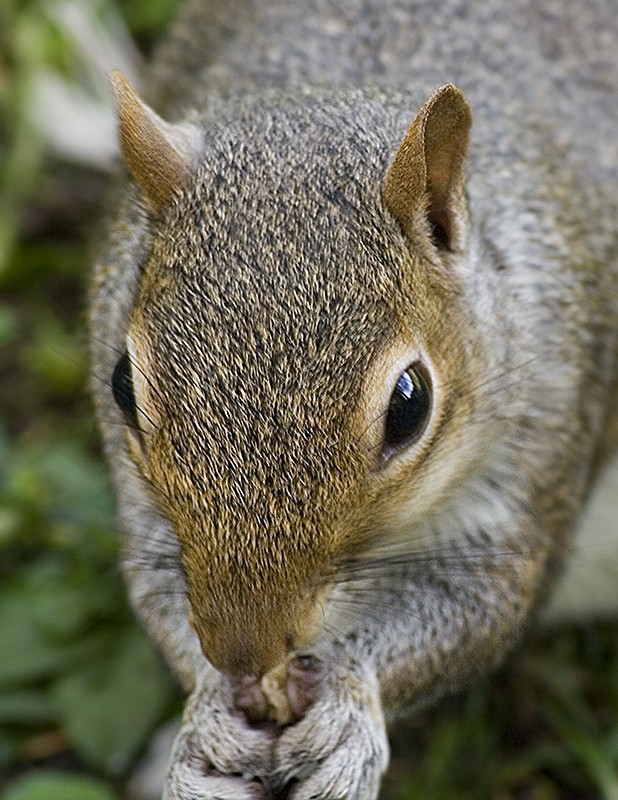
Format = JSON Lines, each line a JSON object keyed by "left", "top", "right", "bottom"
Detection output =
{"left": 0, "top": 688, "right": 56, "bottom": 724}
{"left": 0, "top": 304, "right": 18, "bottom": 346}
{"left": 0, "top": 730, "right": 17, "bottom": 772}
{"left": 24, "top": 557, "right": 118, "bottom": 643}
{"left": 0, "top": 570, "right": 104, "bottom": 685}
{"left": 544, "top": 701, "right": 618, "bottom": 800}
{"left": 1, "top": 770, "right": 118, "bottom": 800}
{"left": 24, "top": 439, "right": 115, "bottom": 532}
{"left": 52, "top": 626, "right": 175, "bottom": 774}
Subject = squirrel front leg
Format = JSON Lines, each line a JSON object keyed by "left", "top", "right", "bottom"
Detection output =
{"left": 165, "top": 667, "right": 278, "bottom": 800}
{"left": 270, "top": 657, "right": 389, "bottom": 800}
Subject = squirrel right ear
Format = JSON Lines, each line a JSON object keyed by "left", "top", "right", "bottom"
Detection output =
{"left": 383, "top": 84, "right": 472, "bottom": 253}
{"left": 111, "top": 71, "right": 201, "bottom": 214}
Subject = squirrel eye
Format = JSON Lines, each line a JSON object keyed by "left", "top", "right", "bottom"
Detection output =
{"left": 111, "top": 351, "right": 138, "bottom": 427}
{"left": 383, "top": 362, "right": 432, "bottom": 456}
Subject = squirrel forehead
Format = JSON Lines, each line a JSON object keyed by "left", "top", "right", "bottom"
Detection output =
{"left": 133, "top": 87, "right": 443, "bottom": 331}
{"left": 132, "top": 237, "right": 400, "bottom": 426}
{"left": 136, "top": 95, "right": 430, "bottom": 333}
{"left": 164, "top": 87, "right": 424, "bottom": 238}
{"left": 188, "top": 87, "right": 415, "bottom": 171}
{"left": 133, "top": 183, "right": 422, "bottom": 415}
{"left": 133, "top": 99, "right": 430, "bottom": 381}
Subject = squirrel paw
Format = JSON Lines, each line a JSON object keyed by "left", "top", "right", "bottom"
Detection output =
{"left": 164, "top": 672, "right": 275, "bottom": 800}
{"left": 272, "top": 662, "right": 389, "bottom": 800}
{"left": 165, "top": 767, "right": 265, "bottom": 800}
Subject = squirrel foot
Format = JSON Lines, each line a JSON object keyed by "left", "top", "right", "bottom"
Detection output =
{"left": 182, "top": 656, "right": 388, "bottom": 798}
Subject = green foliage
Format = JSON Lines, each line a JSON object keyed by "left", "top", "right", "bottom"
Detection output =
{"left": 117, "top": 0, "right": 181, "bottom": 33}
{"left": 0, "top": 1, "right": 183, "bottom": 797}
{"left": 0, "top": 360, "right": 178, "bottom": 788}
{"left": 53, "top": 632, "right": 175, "bottom": 774}
{"left": 1, "top": 771, "right": 117, "bottom": 800}
{"left": 385, "top": 622, "right": 618, "bottom": 800}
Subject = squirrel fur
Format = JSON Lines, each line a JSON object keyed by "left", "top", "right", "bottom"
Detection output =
{"left": 90, "top": 1, "right": 618, "bottom": 797}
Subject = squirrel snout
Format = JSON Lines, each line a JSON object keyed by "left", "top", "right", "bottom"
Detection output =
{"left": 190, "top": 604, "right": 313, "bottom": 679}
{"left": 182, "top": 535, "right": 331, "bottom": 680}
{"left": 196, "top": 623, "right": 289, "bottom": 678}
{"left": 188, "top": 586, "right": 326, "bottom": 680}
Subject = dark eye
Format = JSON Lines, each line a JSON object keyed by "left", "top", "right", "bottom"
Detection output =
{"left": 111, "top": 351, "right": 138, "bottom": 427}
{"left": 383, "top": 362, "right": 432, "bottom": 455}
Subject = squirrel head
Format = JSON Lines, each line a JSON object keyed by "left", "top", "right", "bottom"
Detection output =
{"left": 110, "top": 75, "right": 478, "bottom": 677}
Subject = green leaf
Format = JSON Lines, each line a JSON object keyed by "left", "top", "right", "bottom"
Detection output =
{"left": 24, "top": 310, "right": 86, "bottom": 394}
{"left": 1, "top": 770, "right": 118, "bottom": 800}
{"left": 119, "top": 0, "right": 182, "bottom": 33}
{"left": 0, "top": 305, "right": 18, "bottom": 346}
{"left": 24, "top": 558, "right": 118, "bottom": 643}
{"left": 53, "top": 626, "right": 175, "bottom": 774}
{"left": 544, "top": 702, "right": 618, "bottom": 800}
{"left": 0, "top": 570, "right": 104, "bottom": 685}
{"left": 0, "top": 730, "right": 18, "bottom": 772}
{"left": 0, "top": 688, "right": 56, "bottom": 724}
{"left": 21, "top": 439, "right": 115, "bottom": 532}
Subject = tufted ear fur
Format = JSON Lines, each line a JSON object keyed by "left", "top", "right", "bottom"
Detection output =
{"left": 383, "top": 84, "right": 472, "bottom": 253}
{"left": 111, "top": 70, "right": 201, "bottom": 214}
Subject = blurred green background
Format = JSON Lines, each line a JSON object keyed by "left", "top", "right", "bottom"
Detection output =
{"left": 1, "top": 1, "right": 617, "bottom": 798}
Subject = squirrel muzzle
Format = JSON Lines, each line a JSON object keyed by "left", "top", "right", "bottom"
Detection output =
{"left": 174, "top": 513, "right": 336, "bottom": 678}
{"left": 187, "top": 588, "right": 325, "bottom": 678}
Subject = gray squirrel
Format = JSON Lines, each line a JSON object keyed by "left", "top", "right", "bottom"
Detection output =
{"left": 89, "top": 0, "right": 618, "bottom": 797}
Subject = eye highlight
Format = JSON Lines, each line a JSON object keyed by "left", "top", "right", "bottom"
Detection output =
{"left": 383, "top": 362, "right": 432, "bottom": 457}
{"left": 111, "top": 351, "right": 138, "bottom": 428}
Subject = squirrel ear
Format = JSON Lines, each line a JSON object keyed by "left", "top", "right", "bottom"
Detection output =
{"left": 111, "top": 70, "right": 201, "bottom": 214}
{"left": 383, "top": 84, "right": 472, "bottom": 252}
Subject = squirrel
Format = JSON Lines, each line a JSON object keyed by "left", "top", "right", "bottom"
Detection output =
{"left": 89, "top": 0, "right": 618, "bottom": 797}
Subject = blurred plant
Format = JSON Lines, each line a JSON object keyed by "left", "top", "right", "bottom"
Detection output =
{"left": 0, "top": 1, "right": 182, "bottom": 797}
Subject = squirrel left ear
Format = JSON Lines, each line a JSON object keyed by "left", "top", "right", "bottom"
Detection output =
{"left": 383, "top": 84, "right": 472, "bottom": 253}
{"left": 111, "top": 70, "right": 201, "bottom": 214}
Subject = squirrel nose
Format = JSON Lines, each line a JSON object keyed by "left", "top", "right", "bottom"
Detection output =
{"left": 192, "top": 615, "right": 290, "bottom": 678}
{"left": 182, "top": 545, "right": 328, "bottom": 678}
{"left": 211, "top": 644, "right": 283, "bottom": 678}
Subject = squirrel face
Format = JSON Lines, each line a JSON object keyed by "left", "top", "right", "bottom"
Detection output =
{"left": 111, "top": 77, "right": 481, "bottom": 677}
